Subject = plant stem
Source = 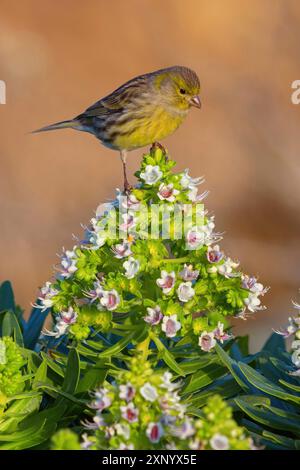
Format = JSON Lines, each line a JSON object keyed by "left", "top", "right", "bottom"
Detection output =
{"left": 161, "top": 257, "right": 189, "bottom": 264}
{"left": 137, "top": 336, "right": 150, "bottom": 361}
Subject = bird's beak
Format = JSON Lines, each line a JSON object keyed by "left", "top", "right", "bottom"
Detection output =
{"left": 190, "top": 95, "right": 201, "bottom": 109}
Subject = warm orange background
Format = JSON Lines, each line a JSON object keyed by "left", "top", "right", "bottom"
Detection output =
{"left": 1, "top": 0, "right": 300, "bottom": 350}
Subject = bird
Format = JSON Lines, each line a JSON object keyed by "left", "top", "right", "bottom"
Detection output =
{"left": 33, "top": 66, "right": 201, "bottom": 192}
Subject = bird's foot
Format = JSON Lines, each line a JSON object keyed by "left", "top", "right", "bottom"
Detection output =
{"left": 123, "top": 180, "right": 133, "bottom": 195}
{"left": 151, "top": 142, "right": 168, "bottom": 161}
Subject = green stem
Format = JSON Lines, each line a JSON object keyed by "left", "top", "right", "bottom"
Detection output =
{"left": 136, "top": 336, "right": 150, "bottom": 361}
{"left": 161, "top": 257, "right": 189, "bottom": 264}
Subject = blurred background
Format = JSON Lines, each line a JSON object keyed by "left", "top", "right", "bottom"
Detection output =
{"left": 1, "top": 0, "right": 300, "bottom": 350}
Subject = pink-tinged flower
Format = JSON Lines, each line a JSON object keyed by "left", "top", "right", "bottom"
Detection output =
{"left": 170, "top": 418, "right": 195, "bottom": 439}
{"left": 210, "top": 433, "right": 229, "bottom": 450}
{"left": 144, "top": 306, "right": 163, "bottom": 325}
{"left": 111, "top": 241, "right": 132, "bottom": 259}
{"left": 179, "top": 264, "right": 199, "bottom": 282}
{"left": 85, "top": 280, "right": 104, "bottom": 303}
{"left": 119, "top": 383, "right": 136, "bottom": 402}
{"left": 119, "top": 212, "right": 136, "bottom": 232}
{"left": 158, "top": 183, "right": 179, "bottom": 202}
{"left": 118, "top": 193, "right": 140, "bottom": 211}
{"left": 140, "top": 165, "right": 163, "bottom": 185}
{"left": 242, "top": 275, "right": 268, "bottom": 295}
{"left": 83, "top": 414, "right": 106, "bottom": 430}
{"left": 91, "top": 388, "right": 111, "bottom": 411}
{"left": 177, "top": 282, "right": 195, "bottom": 302}
{"left": 123, "top": 257, "right": 140, "bottom": 279}
{"left": 146, "top": 422, "right": 164, "bottom": 443}
{"left": 186, "top": 227, "right": 204, "bottom": 249}
{"left": 60, "top": 246, "right": 78, "bottom": 278}
{"left": 207, "top": 245, "right": 223, "bottom": 263}
{"left": 199, "top": 331, "right": 216, "bottom": 352}
{"left": 162, "top": 314, "right": 181, "bottom": 338}
{"left": 140, "top": 383, "right": 158, "bottom": 402}
{"left": 100, "top": 289, "right": 120, "bottom": 311}
{"left": 34, "top": 281, "right": 58, "bottom": 311}
{"left": 81, "top": 433, "right": 94, "bottom": 449}
{"left": 60, "top": 306, "right": 77, "bottom": 325}
{"left": 213, "top": 322, "right": 232, "bottom": 343}
{"left": 118, "top": 443, "right": 134, "bottom": 450}
{"left": 120, "top": 402, "right": 139, "bottom": 423}
{"left": 156, "top": 270, "right": 176, "bottom": 294}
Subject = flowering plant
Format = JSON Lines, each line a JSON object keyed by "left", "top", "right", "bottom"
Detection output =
{"left": 35, "top": 146, "right": 267, "bottom": 360}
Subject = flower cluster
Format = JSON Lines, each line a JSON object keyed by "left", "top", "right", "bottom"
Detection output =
{"left": 0, "top": 337, "right": 26, "bottom": 406}
{"left": 35, "top": 146, "right": 267, "bottom": 349}
{"left": 75, "top": 359, "right": 252, "bottom": 450}
{"left": 189, "top": 395, "right": 253, "bottom": 450}
{"left": 275, "top": 301, "right": 300, "bottom": 375}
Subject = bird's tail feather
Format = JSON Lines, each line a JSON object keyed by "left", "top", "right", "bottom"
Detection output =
{"left": 32, "top": 119, "right": 79, "bottom": 134}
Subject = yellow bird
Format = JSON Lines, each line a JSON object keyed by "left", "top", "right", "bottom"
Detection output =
{"left": 33, "top": 66, "right": 201, "bottom": 191}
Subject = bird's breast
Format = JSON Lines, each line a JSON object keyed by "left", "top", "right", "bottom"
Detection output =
{"left": 110, "top": 105, "right": 187, "bottom": 151}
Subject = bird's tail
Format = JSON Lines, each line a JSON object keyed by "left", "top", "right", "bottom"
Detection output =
{"left": 32, "top": 119, "right": 80, "bottom": 134}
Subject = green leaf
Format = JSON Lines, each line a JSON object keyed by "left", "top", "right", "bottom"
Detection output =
{"left": 152, "top": 336, "right": 185, "bottom": 376}
{"left": 215, "top": 343, "right": 249, "bottom": 390}
{"left": 183, "top": 364, "right": 226, "bottom": 394}
{"left": 2, "top": 311, "right": 23, "bottom": 346}
{"left": 238, "top": 362, "right": 300, "bottom": 405}
{"left": 61, "top": 348, "right": 80, "bottom": 394}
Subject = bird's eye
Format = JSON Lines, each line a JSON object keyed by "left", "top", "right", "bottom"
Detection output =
{"left": 179, "top": 88, "right": 186, "bottom": 95}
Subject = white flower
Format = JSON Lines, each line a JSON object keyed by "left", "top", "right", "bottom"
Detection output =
{"left": 156, "top": 270, "right": 176, "bottom": 294}
{"left": 199, "top": 331, "right": 216, "bottom": 352}
{"left": 60, "top": 306, "right": 77, "bottom": 325}
{"left": 91, "top": 388, "right": 111, "bottom": 411}
{"left": 144, "top": 306, "right": 163, "bottom": 325}
{"left": 60, "top": 246, "right": 78, "bottom": 278}
{"left": 180, "top": 169, "right": 203, "bottom": 189}
{"left": 158, "top": 183, "right": 179, "bottom": 202}
{"left": 292, "top": 340, "right": 300, "bottom": 350}
{"left": 123, "top": 256, "right": 140, "bottom": 279}
{"left": 161, "top": 371, "right": 179, "bottom": 391}
{"left": 162, "top": 314, "right": 181, "bottom": 338}
{"left": 179, "top": 264, "right": 199, "bottom": 282}
{"left": 244, "top": 293, "right": 263, "bottom": 313}
{"left": 177, "top": 282, "right": 195, "bottom": 302}
{"left": 115, "top": 423, "right": 131, "bottom": 440}
{"left": 112, "top": 241, "right": 132, "bottom": 259}
{"left": 140, "top": 165, "right": 163, "bottom": 185}
{"left": 85, "top": 280, "right": 104, "bottom": 303}
{"left": 81, "top": 433, "right": 93, "bottom": 449}
{"left": 146, "top": 422, "right": 164, "bottom": 443}
{"left": 119, "top": 212, "right": 136, "bottom": 232}
{"left": 170, "top": 418, "right": 195, "bottom": 439}
{"left": 216, "top": 258, "right": 239, "bottom": 277}
{"left": 119, "top": 383, "right": 136, "bottom": 402}
{"left": 118, "top": 443, "right": 134, "bottom": 450}
{"left": 87, "top": 226, "right": 107, "bottom": 249}
{"left": 213, "top": 322, "right": 232, "bottom": 343}
{"left": 207, "top": 245, "right": 223, "bottom": 263}
{"left": 100, "top": 289, "right": 120, "bottom": 311}
{"left": 210, "top": 433, "right": 229, "bottom": 450}
{"left": 140, "top": 383, "right": 158, "bottom": 402}
{"left": 120, "top": 402, "right": 139, "bottom": 423}
{"left": 291, "top": 349, "right": 300, "bottom": 368}
{"left": 45, "top": 306, "right": 78, "bottom": 338}
{"left": 117, "top": 192, "right": 140, "bottom": 211}
{"left": 35, "top": 281, "right": 58, "bottom": 311}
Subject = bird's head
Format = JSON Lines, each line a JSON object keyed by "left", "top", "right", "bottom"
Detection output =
{"left": 154, "top": 66, "right": 201, "bottom": 112}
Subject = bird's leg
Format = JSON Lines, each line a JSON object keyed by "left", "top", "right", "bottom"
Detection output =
{"left": 120, "top": 150, "right": 132, "bottom": 194}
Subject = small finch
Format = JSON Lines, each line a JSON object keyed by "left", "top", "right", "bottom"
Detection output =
{"left": 33, "top": 66, "right": 201, "bottom": 191}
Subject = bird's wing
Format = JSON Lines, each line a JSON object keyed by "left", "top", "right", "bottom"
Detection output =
{"left": 77, "top": 74, "right": 150, "bottom": 118}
